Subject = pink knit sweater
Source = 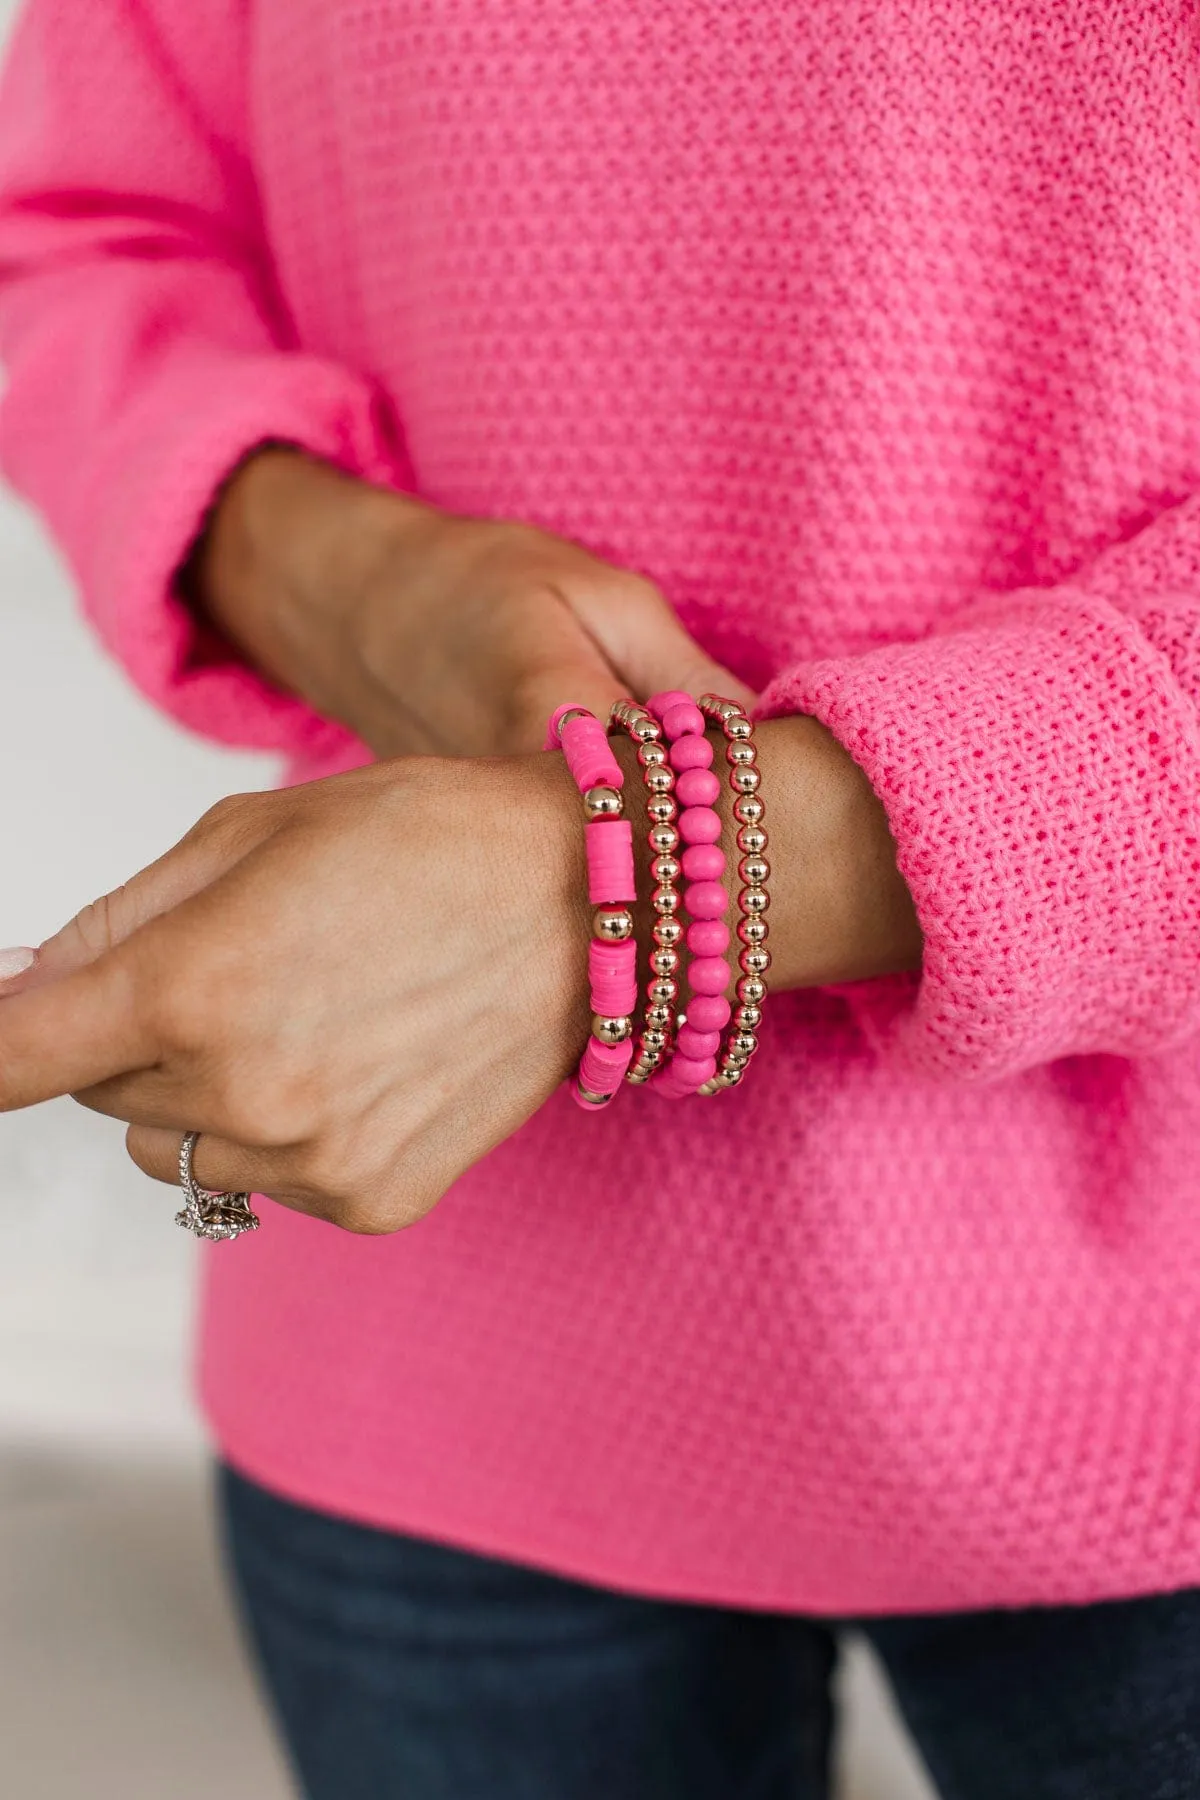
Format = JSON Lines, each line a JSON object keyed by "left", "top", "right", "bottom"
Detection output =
{"left": 2, "top": 0, "right": 1200, "bottom": 1616}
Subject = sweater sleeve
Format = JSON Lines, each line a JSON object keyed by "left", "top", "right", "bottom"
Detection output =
{"left": 0, "top": 0, "right": 406, "bottom": 758}
{"left": 759, "top": 501, "right": 1200, "bottom": 1081}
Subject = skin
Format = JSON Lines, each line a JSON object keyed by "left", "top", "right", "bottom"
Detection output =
{"left": 0, "top": 451, "right": 922, "bottom": 1233}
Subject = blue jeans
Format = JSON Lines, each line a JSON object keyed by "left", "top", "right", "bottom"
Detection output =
{"left": 220, "top": 1465, "right": 1200, "bottom": 1799}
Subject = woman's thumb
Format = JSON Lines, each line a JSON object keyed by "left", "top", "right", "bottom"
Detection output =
{"left": 570, "top": 576, "right": 758, "bottom": 713}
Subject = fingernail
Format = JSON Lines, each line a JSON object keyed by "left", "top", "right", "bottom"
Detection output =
{"left": 0, "top": 947, "right": 36, "bottom": 981}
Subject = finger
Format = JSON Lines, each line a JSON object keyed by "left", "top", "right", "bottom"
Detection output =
{"left": 571, "top": 579, "right": 758, "bottom": 712}
{"left": 72, "top": 1065, "right": 239, "bottom": 1135}
{"left": 126, "top": 1123, "right": 286, "bottom": 1200}
{"left": 0, "top": 951, "right": 156, "bottom": 1110}
{"left": 35, "top": 792, "right": 271, "bottom": 983}
{"left": 0, "top": 947, "right": 40, "bottom": 995}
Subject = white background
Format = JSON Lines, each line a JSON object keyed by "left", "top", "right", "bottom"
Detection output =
{"left": 0, "top": 1, "right": 935, "bottom": 1792}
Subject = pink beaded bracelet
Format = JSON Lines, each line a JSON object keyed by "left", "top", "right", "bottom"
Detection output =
{"left": 608, "top": 699, "right": 683, "bottom": 1084}
{"left": 645, "top": 690, "right": 732, "bottom": 1098}
{"left": 696, "top": 694, "right": 770, "bottom": 1092}
{"left": 547, "top": 703, "right": 638, "bottom": 1109}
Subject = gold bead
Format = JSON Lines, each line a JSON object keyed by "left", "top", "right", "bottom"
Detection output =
{"left": 646, "top": 1002, "right": 673, "bottom": 1028}
{"left": 738, "top": 975, "right": 767, "bottom": 1004}
{"left": 646, "top": 766, "right": 674, "bottom": 795}
{"left": 734, "top": 1004, "right": 762, "bottom": 1030}
{"left": 743, "top": 886, "right": 770, "bottom": 915}
{"left": 739, "top": 855, "right": 770, "bottom": 885}
{"left": 556, "top": 707, "right": 590, "bottom": 738}
{"left": 725, "top": 1050, "right": 751, "bottom": 1070}
{"left": 650, "top": 947, "right": 679, "bottom": 977}
{"left": 576, "top": 1085, "right": 615, "bottom": 1107}
{"left": 727, "top": 740, "right": 757, "bottom": 767}
{"left": 637, "top": 740, "right": 668, "bottom": 768}
{"left": 737, "top": 825, "right": 768, "bottom": 855}
{"left": 631, "top": 717, "right": 661, "bottom": 743}
{"left": 697, "top": 1079, "right": 722, "bottom": 1097}
{"left": 737, "top": 915, "right": 769, "bottom": 945}
{"left": 740, "top": 946, "right": 771, "bottom": 975}
{"left": 731, "top": 766, "right": 761, "bottom": 794}
{"left": 732, "top": 795, "right": 765, "bottom": 826}
{"left": 727, "top": 715, "right": 753, "bottom": 740}
{"left": 697, "top": 693, "right": 720, "bottom": 712}
{"left": 731, "top": 1031, "right": 758, "bottom": 1058}
{"left": 652, "top": 885, "right": 681, "bottom": 915}
{"left": 642, "top": 1028, "right": 667, "bottom": 1053}
{"left": 592, "top": 1014, "right": 633, "bottom": 1045}
{"left": 717, "top": 700, "right": 744, "bottom": 720}
{"left": 647, "top": 795, "right": 678, "bottom": 824}
{"left": 584, "top": 785, "right": 624, "bottom": 820}
{"left": 721, "top": 1065, "right": 745, "bottom": 1085}
{"left": 652, "top": 916, "right": 683, "bottom": 947}
{"left": 594, "top": 907, "right": 634, "bottom": 942}
{"left": 649, "top": 824, "right": 679, "bottom": 855}
{"left": 650, "top": 854, "right": 681, "bottom": 885}
{"left": 649, "top": 978, "right": 679, "bottom": 1006}
{"left": 625, "top": 1067, "right": 651, "bottom": 1085}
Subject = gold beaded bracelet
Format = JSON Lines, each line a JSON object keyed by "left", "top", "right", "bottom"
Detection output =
{"left": 608, "top": 698, "right": 684, "bottom": 1084}
{"left": 696, "top": 695, "right": 770, "bottom": 1092}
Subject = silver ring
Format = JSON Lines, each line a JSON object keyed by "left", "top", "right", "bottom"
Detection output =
{"left": 175, "top": 1131, "right": 261, "bottom": 1243}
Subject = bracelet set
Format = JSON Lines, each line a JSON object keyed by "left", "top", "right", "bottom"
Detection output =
{"left": 547, "top": 692, "right": 770, "bottom": 1110}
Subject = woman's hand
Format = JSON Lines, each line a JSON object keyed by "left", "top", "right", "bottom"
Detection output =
{"left": 192, "top": 449, "right": 753, "bottom": 758}
{"left": 0, "top": 755, "right": 594, "bottom": 1234}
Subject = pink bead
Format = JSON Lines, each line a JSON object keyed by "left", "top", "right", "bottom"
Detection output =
{"left": 681, "top": 843, "right": 725, "bottom": 881}
{"left": 675, "top": 768, "right": 721, "bottom": 807}
{"left": 647, "top": 690, "right": 692, "bottom": 717}
{"left": 677, "top": 1024, "right": 722, "bottom": 1060}
{"left": 663, "top": 701, "right": 706, "bottom": 738}
{"left": 687, "top": 995, "right": 733, "bottom": 1032}
{"left": 588, "top": 938, "right": 638, "bottom": 1015}
{"left": 687, "top": 920, "right": 730, "bottom": 956}
{"left": 690, "top": 956, "right": 732, "bottom": 996}
{"left": 578, "top": 1035, "right": 634, "bottom": 1097}
{"left": 562, "top": 712, "right": 623, "bottom": 793}
{"left": 685, "top": 881, "right": 729, "bottom": 920}
{"left": 586, "top": 820, "right": 636, "bottom": 904}
{"left": 669, "top": 735, "right": 714, "bottom": 772}
{"left": 679, "top": 807, "right": 721, "bottom": 845}
{"left": 672, "top": 1052, "right": 718, "bottom": 1088}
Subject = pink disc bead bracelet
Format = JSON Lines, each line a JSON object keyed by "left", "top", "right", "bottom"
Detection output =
{"left": 645, "top": 690, "right": 733, "bottom": 1098}
{"left": 547, "top": 703, "right": 638, "bottom": 1109}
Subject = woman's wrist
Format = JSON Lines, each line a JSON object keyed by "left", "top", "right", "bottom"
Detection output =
{"left": 185, "top": 447, "right": 428, "bottom": 738}
{"left": 748, "top": 714, "right": 923, "bottom": 988}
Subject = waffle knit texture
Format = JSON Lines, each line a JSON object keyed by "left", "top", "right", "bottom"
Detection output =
{"left": 2, "top": 1, "right": 1200, "bottom": 1614}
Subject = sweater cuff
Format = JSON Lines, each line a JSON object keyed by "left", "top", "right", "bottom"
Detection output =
{"left": 759, "top": 587, "right": 1200, "bottom": 1080}
{"left": 76, "top": 351, "right": 405, "bottom": 760}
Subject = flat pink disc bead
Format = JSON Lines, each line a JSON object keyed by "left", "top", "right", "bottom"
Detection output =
{"left": 588, "top": 938, "right": 638, "bottom": 1015}
{"left": 681, "top": 843, "right": 725, "bottom": 881}
{"left": 669, "top": 735, "right": 714, "bottom": 772}
{"left": 687, "top": 994, "right": 733, "bottom": 1032}
{"left": 690, "top": 956, "right": 732, "bottom": 996}
{"left": 686, "top": 880, "right": 729, "bottom": 920}
{"left": 679, "top": 807, "right": 722, "bottom": 845}
{"left": 687, "top": 919, "right": 730, "bottom": 956}
{"left": 675, "top": 768, "right": 721, "bottom": 807}
{"left": 586, "top": 820, "right": 636, "bottom": 904}
{"left": 677, "top": 1024, "right": 722, "bottom": 1060}
{"left": 577, "top": 1035, "right": 634, "bottom": 1102}
{"left": 562, "top": 713, "right": 624, "bottom": 792}
{"left": 662, "top": 701, "right": 706, "bottom": 738}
